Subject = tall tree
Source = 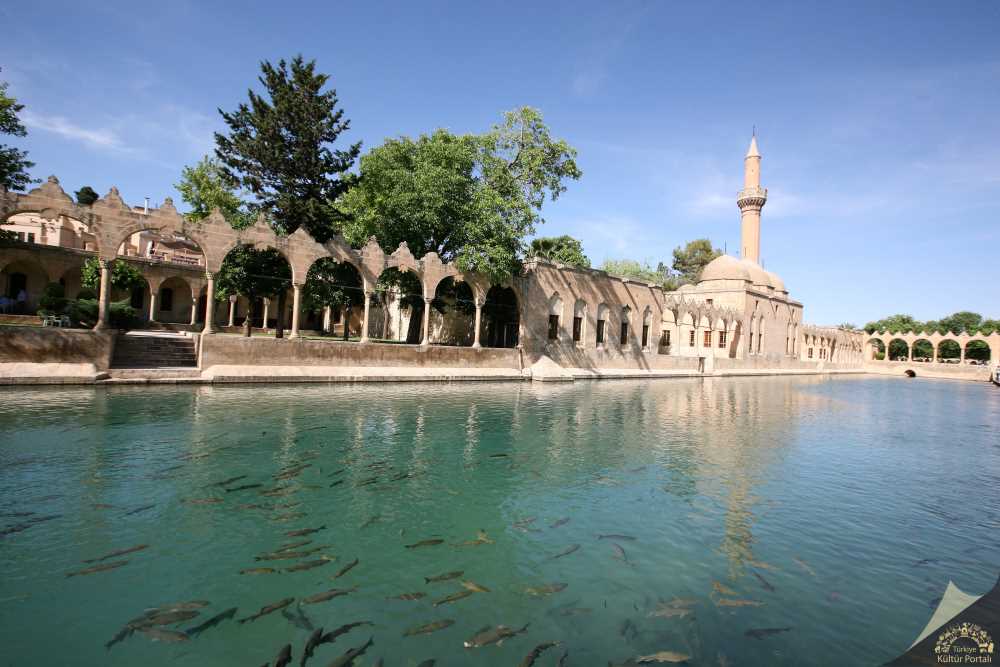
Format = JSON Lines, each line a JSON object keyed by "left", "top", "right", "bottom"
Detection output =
{"left": 0, "top": 73, "right": 34, "bottom": 191}
{"left": 214, "top": 246, "right": 292, "bottom": 337}
{"left": 600, "top": 259, "right": 669, "bottom": 285}
{"left": 528, "top": 235, "right": 590, "bottom": 268}
{"left": 301, "top": 258, "right": 364, "bottom": 340}
{"left": 342, "top": 107, "right": 580, "bottom": 283}
{"left": 671, "top": 239, "right": 721, "bottom": 286}
{"left": 215, "top": 55, "right": 360, "bottom": 242}
{"left": 175, "top": 156, "right": 253, "bottom": 227}
{"left": 74, "top": 186, "right": 99, "bottom": 206}
{"left": 935, "top": 311, "right": 982, "bottom": 335}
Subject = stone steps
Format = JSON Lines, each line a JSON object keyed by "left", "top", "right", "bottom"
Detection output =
{"left": 111, "top": 334, "right": 197, "bottom": 369}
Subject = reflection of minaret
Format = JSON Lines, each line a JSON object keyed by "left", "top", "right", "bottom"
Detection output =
{"left": 737, "top": 133, "right": 767, "bottom": 263}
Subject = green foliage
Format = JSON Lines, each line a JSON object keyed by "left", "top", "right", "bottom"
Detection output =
{"left": 301, "top": 257, "right": 363, "bottom": 313}
{"left": 37, "top": 282, "right": 67, "bottom": 316}
{"left": 864, "top": 314, "right": 923, "bottom": 334}
{"left": 838, "top": 323, "right": 858, "bottom": 331}
{"left": 215, "top": 55, "right": 360, "bottom": 242}
{"left": 0, "top": 73, "right": 35, "bottom": 191}
{"left": 74, "top": 186, "right": 99, "bottom": 206}
{"left": 80, "top": 258, "right": 146, "bottom": 292}
{"left": 108, "top": 300, "right": 139, "bottom": 329}
{"left": 671, "top": 239, "right": 721, "bottom": 286}
{"left": 76, "top": 287, "right": 97, "bottom": 301}
{"left": 342, "top": 107, "right": 581, "bottom": 283}
{"left": 864, "top": 311, "right": 998, "bottom": 336}
{"left": 175, "top": 156, "right": 254, "bottom": 228}
{"left": 600, "top": 259, "right": 670, "bottom": 286}
{"left": 528, "top": 235, "right": 590, "bottom": 268}
{"left": 214, "top": 246, "right": 291, "bottom": 303}
{"left": 68, "top": 298, "right": 98, "bottom": 326}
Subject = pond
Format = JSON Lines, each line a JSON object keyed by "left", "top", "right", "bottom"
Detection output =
{"left": 1, "top": 376, "right": 998, "bottom": 666}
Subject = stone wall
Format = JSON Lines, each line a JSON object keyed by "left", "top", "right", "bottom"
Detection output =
{"left": 864, "top": 360, "right": 992, "bottom": 382}
{"left": 0, "top": 325, "right": 114, "bottom": 369}
{"left": 199, "top": 336, "right": 522, "bottom": 371}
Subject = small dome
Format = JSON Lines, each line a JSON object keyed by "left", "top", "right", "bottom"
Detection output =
{"left": 699, "top": 255, "right": 751, "bottom": 283}
{"left": 765, "top": 269, "right": 786, "bottom": 293}
{"left": 739, "top": 259, "right": 772, "bottom": 288}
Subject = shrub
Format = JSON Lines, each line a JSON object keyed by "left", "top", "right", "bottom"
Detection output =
{"left": 68, "top": 299, "right": 98, "bottom": 327}
{"left": 76, "top": 287, "right": 97, "bottom": 300}
{"left": 37, "top": 282, "right": 68, "bottom": 316}
{"left": 108, "top": 300, "right": 138, "bottom": 329}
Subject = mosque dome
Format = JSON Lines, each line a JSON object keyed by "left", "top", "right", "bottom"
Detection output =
{"left": 738, "top": 258, "right": 773, "bottom": 288}
{"left": 699, "top": 255, "right": 751, "bottom": 283}
{"left": 765, "top": 269, "right": 786, "bottom": 293}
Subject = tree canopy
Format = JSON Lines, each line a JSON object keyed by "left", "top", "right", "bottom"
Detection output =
{"left": 598, "top": 238, "right": 721, "bottom": 289}
{"left": 864, "top": 312, "right": 999, "bottom": 335}
{"left": 671, "top": 239, "right": 722, "bottom": 286}
{"left": 214, "top": 246, "right": 292, "bottom": 304}
{"left": 0, "top": 73, "right": 34, "bottom": 192}
{"left": 599, "top": 259, "right": 669, "bottom": 285}
{"left": 528, "top": 235, "right": 590, "bottom": 268}
{"left": 175, "top": 156, "right": 253, "bottom": 227}
{"left": 341, "top": 107, "right": 580, "bottom": 283}
{"left": 80, "top": 258, "right": 146, "bottom": 292}
{"left": 74, "top": 186, "right": 99, "bottom": 206}
{"left": 215, "top": 55, "right": 360, "bottom": 242}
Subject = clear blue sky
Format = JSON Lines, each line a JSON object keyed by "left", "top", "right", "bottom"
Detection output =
{"left": 2, "top": 1, "right": 998, "bottom": 326}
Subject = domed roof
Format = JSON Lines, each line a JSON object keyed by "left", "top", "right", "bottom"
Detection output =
{"left": 699, "top": 255, "right": 751, "bottom": 283}
{"left": 739, "top": 258, "right": 772, "bottom": 288}
{"left": 765, "top": 269, "right": 786, "bottom": 293}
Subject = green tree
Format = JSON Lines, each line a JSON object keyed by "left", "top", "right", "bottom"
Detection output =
{"left": 74, "top": 186, "right": 99, "bottom": 206}
{"left": 528, "top": 235, "right": 590, "bottom": 268}
{"left": 936, "top": 311, "right": 982, "bottom": 335}
{"left": 0, "top": 73, "right": 34, "bottom": 191}
{"left": 215, "top": 55, "right": 360, "bottom": 242}
{"left": 864, "top": 314, "right": 922, "bottom": 334}
{"left": 301, "top": 258, "right": 364, "bottom": 340}
{"left": 671, "top": 239, "right": 721, "bottom": 286}
{"left": 175, "top": 156, "right": 253, "bottom": 227}
{"left": 80, "top": 257, "right": 145, "bottom": 292}
{"left": 342, "top": 107, "right": 580, "bottom": 283}
{"left": 838, "top": 322, "right": 858, "bottom": 331}
{"left": 214, "top": 246, "right": 292, "bottom": 337}
{"left": 600, "top": 259, "right": 669, "bottom": 285}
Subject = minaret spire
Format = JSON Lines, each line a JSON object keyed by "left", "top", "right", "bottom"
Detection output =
{"left": 737, "top": 133, "right": 767, "bottom": 263}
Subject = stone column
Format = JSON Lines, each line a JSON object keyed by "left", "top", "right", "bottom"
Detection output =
{"left": 473, "top": 299, "right": 483, "bottom": 349}
{"left": 227, "top": 296, "right": 236, "bottom": 327}
{"left": 420, "top": 296, "right": 432, "bottom": 346}
{"left": 189, "top": 296, "right": 197, "bottom": 326}
{"left": 932, "top": 343, "right": 938, "bottom": 363}
{"left": 202, "top": 272, "right": 216, "bottom": 334}
{"left": 94, "top": 259, "right": 111, "bottom": 330}
{"left": 323, "top": 306, "right": 331, "bottom": 333}
{"left": 907, "top": 342, "right": 913, "bottom": 361}
{"left": 148, "top": 287, "right": 158, "bottom": 322}
{"left": 262, "top": 298, "right": 270, "bottom": 331}
{"left": 289, "top": 283, "right": 302, "bottom": 338}
{"left": 960, "top": 344, "right": 965, "bottom": 364}
{"left": 360, "top": 291, "right": 372, "bottom": 343}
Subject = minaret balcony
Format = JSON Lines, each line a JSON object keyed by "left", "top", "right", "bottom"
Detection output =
{"left": 737, "top": 186, "right": 768, "bottom": 207}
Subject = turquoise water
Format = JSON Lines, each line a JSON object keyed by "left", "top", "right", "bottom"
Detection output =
{"left": 0, "top": 376, "right": 998, "bottom": 666}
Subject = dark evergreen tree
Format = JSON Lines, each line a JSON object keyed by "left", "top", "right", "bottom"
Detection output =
{"left": 214, "top": 55, "right": 360, "bottom": 243}
{"left": 0, "top": 74, "right": 34, "bottom": 192}
{"left": 75, "top": 185, "right": 99, "bottom": 206}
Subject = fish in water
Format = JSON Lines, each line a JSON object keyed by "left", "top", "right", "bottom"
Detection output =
{"left": 489, "top": 453, "right": 510, "bottom": 458}
{"left": 611, "top": 542, "right": 630, "bottom": 563}
{"left": 261, "top": 487, "right": 296, "bottom": 497}
{"left": 416, "top": 661, "right": 435, "bottom": 667}
{"left": 356, "top": 477, "right": 379, "bottom": 487}
{"left": 301, "top": 627, "right": 324, "bottom": 667}
{"left": 321, "top": 621, "right": 374, "bottom": 644}
{"left": 83, "top": 544, "right": 148, "bottom": 563}
{"left": 240, "top": 567, "right": 276, "bottom": 575}
{"left": 184, "top": 607, "right": 237, "bottom": 637}
{"left": 286, "top": 525, "right": 326, "bottom": 537}
{"left": 329, "top": 480, "right": 345, "bottom": 488}
{"left": 324, "top": 637, "right": 374, "bottom": 667}
{"left": 433, "top": 590, "right": 474, "bottom": 607}
{"left": 387, "top": 592, "right": 426, "bottom": 601}
{"left": 404, "top": 620, "right": 454, "bottom": 637}
{"left": 123, "top": 504, "right": 155, "bottom": 516}
{"left": 360, "top": 515, "right": 382, "bottom": 529}
{"left": 405, "top": 539, "right": 444, "bottom": 549}
{"left": 333, "top": 558, "right": 359, "bottom": 579}
{"left": 550, "top": 544, "right": 581, "bottom": 559}
{"left": 256, "top": 546, "right": 330, "bottom": 561}
{"left": 461, "top": 581, "right": 491, "bottom": 593}
{"left": 551, "top": 517, "right": 571, "bottom": 528}
{"left": 225, "top": 484, "right": 263, "bottom": 492}
{"left": 281, "top": 604, "right": 314, "bottom": 631}
{"left": 747, "top": 559, "right": 779, "bottom": 572}
{"left": 66, "top": 560, "right": 129, "bottom": 577}
{"left": 663, "top": 597, "right": 697, "bottom": 609}
{"left": 138, "top": 627, "right": 189, "bottom": 643}
{"left": 558, "top": 651, "right": 569, "bottom": 666}
{"left": 712, "top": 581, "right": 738, "bottom": 597}
{"left": 636, "top": 650, "right": 692, "bottom": 663}
{"left": 327, "top": 468, "right": 346, "bottom": 477}
{"left": 239, "top": 598, "right": 295, "bottom": 624}
{"left": 648, "top": 607, "right": 691, "bottom": 619}
{"left": 139, "top": 609, "right": 202, "bottom": 626}
{"left": 272, "top": 643, "right": 293, "bottom": 667}
{"left": 752, "top": 571, "right": 776, "bottom": 592}
{"left": 211, "top": 474, "right": 247, "bottom": 487}
{"left": 425, "top": 570, "right": 463, "bottom": 584}
{"left": 455, "top": 530, "right": 494, "bottom": 546}
{"left": 183, "top": 497, "right": 223, "bottom": 505}
{"left": 598, "top": 534, "right": 637, "bottom": 541}
{"left": 745, "top": 627, "right": 793, "bottom": 640}
{"left": 463, "top": 623, "right": 530, "bottom": 648}
{"left": 525, "top": 583, "right": 567, "bottom": 596}
{"left": 714, "top": 598, "right": 764, "bottom": 608}
{"left": 519, "top": 641, "right": 561, "bottom": 667}
{"left": 559, "top": 607, "right": 592, "bottom": 616}
{"left": 276, "top": 539, "right": 312, "bottom": 552}
{"left": 302, "top": 586, "right": 358, "bottom": 605}
{"left": 793, "top": 557, "right": 816, "bottom": 577}
{"left": 284, "top": 558, "right": 333, "bottom": 573}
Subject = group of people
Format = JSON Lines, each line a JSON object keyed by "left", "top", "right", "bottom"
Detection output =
{"left": 0, "top": 289, "right": 28, "bottom": 314}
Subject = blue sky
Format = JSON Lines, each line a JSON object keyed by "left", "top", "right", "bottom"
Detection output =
{"left": 2, "top": 1, "right": 998, "bottom": 326}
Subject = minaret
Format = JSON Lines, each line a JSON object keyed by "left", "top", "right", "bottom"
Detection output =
{"left": 737, "top": 133, "right": 767, "bottom": 264}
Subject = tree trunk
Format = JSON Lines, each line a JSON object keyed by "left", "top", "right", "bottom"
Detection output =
{"left": 243, "top": 314, "right": 252, "bottom": 337}
{"left": 343, "top": 305, "right": 352, "bottom": 341}
{"left": 274, "top": 290, "right": 286, "bottom": 339}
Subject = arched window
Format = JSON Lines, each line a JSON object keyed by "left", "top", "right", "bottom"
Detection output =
{"left": 620, "top": 305, "right": 631, "bottom": 345}
{"left": 573, "top": 300, "right": 586, "bottom": 343}
{"left": 548, "top": 293, "right": 563, "bottom": 341}
{"left": 641, "top": 308, "right": 653, "bottom": 348}
{"left": 596, "top": 303, "right": 609, "bottom": 345}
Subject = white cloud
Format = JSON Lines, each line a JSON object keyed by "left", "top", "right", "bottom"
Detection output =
{"left": 22, "top": 110, "right": 124, "bottom": 150}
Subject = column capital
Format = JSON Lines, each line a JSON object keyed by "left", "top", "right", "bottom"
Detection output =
{"left": 204, "top": 271, "right": 215, "bottom": 280}
{"left": 424, "top": 296, "right": 434, "bottom": 304}
{"left": 292, "top": 282, "right": 303, "bottom": 289}
{"left": 98, "top": 258, "right": 112, "bottom": 269}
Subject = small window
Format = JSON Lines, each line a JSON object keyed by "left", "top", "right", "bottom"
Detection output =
{"left": 16, "top": 232, "right": 25, "bottom": 242}
{"left": 160, "top": 287, "right": 174, "bottom": 311}
{"left": 596, "top": 319, "right": 606, "bottom": 344}
{"left": 706, "top": 299, "right": 713, "bottom": 305}
{"left": 572, "top": 316, "right": 582, "bottom": 342}
{"left": 641, "top": 324, "right": 649, "bottom": 348}
{"left": 808, "top": 347, "right": 814, "bottom": 359}
{"left": 548, "top": 314, "right": 559, "bottom": 340}
{"left": 664, "top": 330, "right": 671, "bottom": 347}
{"left": 703, "top": 330, "right": 712, "bottom": 347}
{"left": 620, "top": 322, "right": 629, "bottom": 344}
{"left": 689, "top": 329, "right": 695, "bottom": 346}
{"left": 718, "top": 331, "right": 727, "bottom": 348}
{"left": 27, "top": 233, "right": 35, "bottom": 244}
{"left": 749, "top": 333, "right": 754, "bottom": 353}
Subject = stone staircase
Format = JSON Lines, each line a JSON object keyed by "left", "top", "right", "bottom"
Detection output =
{"left": 111, "top": 332, "right": 198, "bottom": 369}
